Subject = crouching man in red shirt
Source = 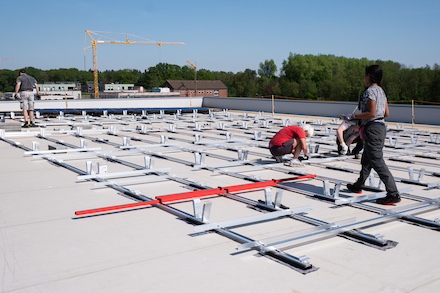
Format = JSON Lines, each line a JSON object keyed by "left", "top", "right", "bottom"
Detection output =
{"left": 268, "top": 124, "right": 314, "bottom": 165}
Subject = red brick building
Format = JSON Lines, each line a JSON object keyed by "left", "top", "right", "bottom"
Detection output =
{"left": 162, "top": 80, "right": 228, "bottom": 97}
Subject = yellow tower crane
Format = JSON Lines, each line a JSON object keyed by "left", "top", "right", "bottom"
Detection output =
{"left": 85, "top": 30, "right": 185, "bottom": 98}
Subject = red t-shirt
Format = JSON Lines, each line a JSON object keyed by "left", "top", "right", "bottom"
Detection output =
{"left": 269, "top": 126, "right": 306, "bottom": 146}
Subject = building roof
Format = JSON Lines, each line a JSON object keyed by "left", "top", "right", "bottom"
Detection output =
{"left": 1, "top": 103, "right": 439, "bottom": 292}
{"left": 164, "top": 80, "right": 227, "bottom": 90}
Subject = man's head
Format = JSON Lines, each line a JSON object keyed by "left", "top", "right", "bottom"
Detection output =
{"left": 19, "top": 69, "right": 26, "bottom": 75}
{"left": 301, "top": 124, "right": 314, "bottom": 138}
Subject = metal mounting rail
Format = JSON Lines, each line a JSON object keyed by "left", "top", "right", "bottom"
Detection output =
{"left": 350, "top": 200, "right": 440, "bottom": 231}
{"left": 277, "top": 180, "right": 440, "bottom": 230}
{"left": 237, "top": 218, "right": 357, "bottom": 251}
{"left": 76, "top": 168, "right": 171, "bottom": 181}
{"left": 115, "top": 128, "right": 265, "bottom": 160}
{"left": 24, "top": 147, "right": 102, "bottom": 155}
{"left": 44, "top": 131, "right": 318, "bottom": 273}
{"left": 69, "top": 152, "right": 319, "bottom": 272}
{"left": 197, "top": 166, "right": 398, "bottom": 250}
{"left": 40, "top": 130, "right": 438, "bottom": 232}
{"left": 192, "top": 206, "right": 319, "bottom": 274}
{"left": 203, "top": 163, "right": 440, "bottom": 235}
{"left": 0, "top": 136, "right": 150, "bottom": 203}
{"left": 253, "top": 199, "right": 397, "bottom": 250}
{"left": 307, "top": 160, "right": 440, "bottom": 188}
{"left": 90, "top": 126, "right": 439, "bottom": 190}
{"left": 194, "top": 207, "right": 311, "bottom": 233}
{"left": 4, "top": 115, "right": 438, "bottom": 275}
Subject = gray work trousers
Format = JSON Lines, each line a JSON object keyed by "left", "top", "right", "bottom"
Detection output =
{"left": 354, "top": 122, "right": 399, "bottom": 196}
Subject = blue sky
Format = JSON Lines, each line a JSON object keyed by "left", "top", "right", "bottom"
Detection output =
{"left": 1, "top": 0, "right": 439, "bottom": 73}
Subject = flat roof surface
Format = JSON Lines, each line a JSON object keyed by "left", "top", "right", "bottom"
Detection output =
{"left": 1, "top": 109, "right": 439, "bottom": 293}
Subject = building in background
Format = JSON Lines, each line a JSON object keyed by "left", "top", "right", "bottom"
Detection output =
{"left": 162, "top": 80, "right": 228, "bottom": 97}
{"left": 37, "top": 82, "right": 82, "bottom": 100}
{"left": 82, "top": 82, "right": 95, "bottom": 94}
{"left": 100, "top": 83, "right": 179, "bottom": 98}
{"left": 103, "top": 83, "right": 136, "bottom": 93}
{"left": 79, "top": 80, "right": 228, "bottom": 98}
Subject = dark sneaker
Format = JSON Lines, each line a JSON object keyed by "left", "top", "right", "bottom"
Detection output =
{"left": 274, "top": 156, "right": 283, "bottom": 163}
{"left": 347, "top": 183, "right": 362, "bottom": 194}
{"left": 376, "top": 194, "right": 401, "bottom": 205}
{"left": 354, "top": 154, "right": 361, "bottom": 159}
{"left": 29, "top": 122, "right": 38, "bottom": 127}
{"left": 22, "top": 122, "right": 30, "bottom": 128}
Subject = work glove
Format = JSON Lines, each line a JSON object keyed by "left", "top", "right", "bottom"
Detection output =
{"left": 340, "top": 113, "right": 355, "bottom": 121}
{"left": 298, "top": 155, "right": 309, "bottom": 162}
{"left": 14, "top": 93, "right": 19, "bottom": 99}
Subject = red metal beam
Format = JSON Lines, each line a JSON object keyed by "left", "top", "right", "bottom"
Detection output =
{"left": 74, "top": 174, "right": 316, "bottom": 216}
{"left": 75, "top": 189, "right": 225, "bottom": 216}
{"left": 75, "top": 199, "right": 160, "bottom": 216}
{"left": 223, "top": 181, "right": 277, "bottom": 193}
{"left": 156, "top": 188, "right": 225, "bottom": 204}
{"left": 273, "top": 174, "right": 317, "bottom": 183}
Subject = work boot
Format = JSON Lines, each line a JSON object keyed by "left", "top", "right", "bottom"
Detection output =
{"left": 274, "top": 156, "right": 283, "bottom": 163}
{"left": 347, "top": 183, "right": 362, "bottom": 194}
{"left": 376, "top": 194, "right": 401, "bottom": 205}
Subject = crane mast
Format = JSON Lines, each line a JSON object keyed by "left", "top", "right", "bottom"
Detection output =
{"left": 186, "top": 60, "right": 197, "bottom": 98}
{"left": 85, "top": 30, "right": 184, "bottom": 98}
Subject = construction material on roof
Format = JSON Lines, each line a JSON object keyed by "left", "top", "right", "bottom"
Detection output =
{"left": 1, "top": 109, "right": 439, "bottom": 291}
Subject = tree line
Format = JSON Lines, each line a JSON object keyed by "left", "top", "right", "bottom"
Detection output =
{"left": 1, "top": 54, "right": 439, "bottom": 103}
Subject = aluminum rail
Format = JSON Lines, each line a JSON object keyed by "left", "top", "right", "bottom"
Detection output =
{"left": 198, "top": 166, "right": 398, "bottom": 249}
{"left": 47, "top": 130, "right": 318, "bottom": 272}
{"left": 70, "top": 146, "right": 318, "bottom": 273}
{"left": 34, "top": 131, "right": 440, "bottom": 231}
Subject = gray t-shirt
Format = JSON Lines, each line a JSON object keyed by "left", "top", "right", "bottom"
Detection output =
{"left": 359, "top": 85, "right": 386, "bottom": 124}
{"left": 16, "top": 74, "right": 37, "bottom": 91}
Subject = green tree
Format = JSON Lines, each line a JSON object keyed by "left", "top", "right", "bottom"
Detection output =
{"left": 141, "top": 63, "right": 185, "bottom": 88}
{"left": 258, "top": 59, "right": 277, "bottom": 78}
{"left": 429, "top": 64, "right": 440, "bottom": 102}
{"left": 233, "top": 69, "right": 259, "bottom": 97}
{"left": 0, "top": 70, "right": 16, "bottom": 92}
{"left": 257, "top": 60, "right": 279, "bottom": 96}
{"left": 2, "top": 56, "right": 439, "bottom": 104}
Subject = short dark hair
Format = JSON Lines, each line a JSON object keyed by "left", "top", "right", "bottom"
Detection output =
{"left": 19, "top": 69, "right": 26, "bottom": 74}
{"left": 365, "top": 65, "right": 382, "bottom": 85}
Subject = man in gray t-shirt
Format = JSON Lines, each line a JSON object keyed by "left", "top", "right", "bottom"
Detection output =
{"left": 15, "top": 69, "right": 39, "bottom": 128}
